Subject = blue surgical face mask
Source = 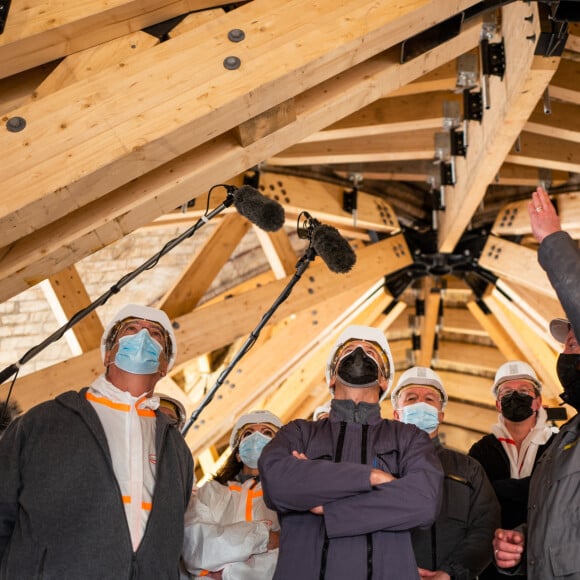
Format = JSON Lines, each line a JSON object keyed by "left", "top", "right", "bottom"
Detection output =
{"left": 114, "top": 329, "right": 163, "bottom": 375}
{"left": 238, "top": 431, "right": 272, "bottom": 469}
{"left": 400, "top": 402, "right": 439, "bottom": 434}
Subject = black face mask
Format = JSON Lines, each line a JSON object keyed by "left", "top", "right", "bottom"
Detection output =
{"left": 556, "top": 353, "right": 580, "bottom": 411}
{"left": 500, "top": 392, "right": 534, "bottom": 422}
{"left": 336, "top": 347, "right": 380, "bottom": 388}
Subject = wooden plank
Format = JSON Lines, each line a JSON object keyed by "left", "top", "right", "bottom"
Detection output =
{"left": 506, "top": 132, "right": 580, "bottom": 174}
{"left": 0, "top": 0, "right": 223, "bottom": 79}
{"left": 45, "top": 265, "right": 104, "bottom": 351}
{"left": 158, "top": 213, "right": 251, "bottom": 319}
{"left": 0, "top": 14, "right": 483, "bottom": 302}
{"left": 438, "top": 2, "right": 560, "bottom": 252}
{"left": 466, "top": 298, "right": 526, "bottom": 362}
{"left": 253, "top": 228, "right": 298, "bottom": 278}
{"left": 270, "top": 128, "right": 435, "bottom": 165}
{"left": 418, "top": 285, "right": 441, "bottom": 367}
{"left": 301, "top": 92, "right": 463, "bottom": 142}
{"left": 437, "top": 340, "right": 505, "bottom": 375}
{"left": 478, "top": 235, "right": 558, "bottom": 298}
{"left": 0, "top": 0, "right": 480, "bottom": 248}
{"left": 32, "top": 31, "right": 160, "bottom": 98}
{"left": 493, "top": 163, "right": 569, "bottom": 187}
{"left": 549, "top": 59, "right": 580, "bottom": 105}
{"left": 525, "top": 100, "right": 580, "bottom": 144}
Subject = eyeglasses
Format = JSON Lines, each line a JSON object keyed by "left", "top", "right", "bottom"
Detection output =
{"left": 498, "top": 387, "right": 537, "bottom": 399}
{"left": 332, "top": 339, "right": 390, "bottom": 373}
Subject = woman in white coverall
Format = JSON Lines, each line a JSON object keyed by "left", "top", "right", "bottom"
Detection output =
{"left": 182, "top": 410, "right": 282, "bottom": 580}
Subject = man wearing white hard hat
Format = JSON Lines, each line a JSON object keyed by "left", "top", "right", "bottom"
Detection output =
{"left": 469, "top": 360, "right": 557, "bottom": 580}
{"left": 259, "top": 325, "right": 443, "bottom": 580}
{"left": 0, "top": 304, "right": 194, "bottom": 580}
{"left": 392, "top": 366, "right": 499, "bottom": 580}
{"left": 183, "top": 410, "right": 282, "bottom": 579}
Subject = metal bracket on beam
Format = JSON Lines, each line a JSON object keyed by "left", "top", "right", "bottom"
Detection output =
{"left": 463, "top": 89, "right": 483, "bottom": 122}
{"left": 440, "top": 162, "right": 455, "bottom": 187}
{"left": 451, "top": 130, "right": 467, "bottom": 157}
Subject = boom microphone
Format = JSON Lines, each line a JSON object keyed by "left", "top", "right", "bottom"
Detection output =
{"left": 231, "top": 185, "right": 286, "bottom": 232}
{"left": 298, "top": 212, "right": 356, "bottom": 273}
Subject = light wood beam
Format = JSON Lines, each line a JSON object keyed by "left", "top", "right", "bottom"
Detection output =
{"left": 253, "top": 228, "right": 298, "bottom": 278}
{"left": 418, "top": 284, "right": 441, "bottom": 367}
{"left": 506, "top": 132, "right": 580, "bottom": 174}
{"left": 466, "top": 297, "right": 526, "bottom": 361}
{"left": 438, "top": 2, "right": 560, "bottom": 252}
{"left": 158, "top": 213, "right": 251, "bottom": 319}
{"left": 525, "top": 100, "right": 580, "bottom": 143}
{"left": 493, "top": 164, "right": 569, "bottom": 187}
{"left": 439, "top": 423, "right": 489, "bottom": 453}
{"left": 0, "top": 14, "right": 483, "bottom": 302}
{"left": 270, "top": 128, "right": 435, "bottom": 165}
{"left": 0, "top": 0, "right": 224, "bottom": 79}
{"left": 549, "top": 59, "right": 580, "bottom": 105}
{"left": 437, "top": 340, "right": 505, "bottom": 375}
{"left": 45, "top": 265, "right": 104, "bottom": 352}
{"left": 300, "top": 92, "right": 463, "bottom": 142}
{"left": 0, "top": 0, "right": 480, "bottom": 248}
{"left": 478, "top": 235, "right": 558, "bottom": 298}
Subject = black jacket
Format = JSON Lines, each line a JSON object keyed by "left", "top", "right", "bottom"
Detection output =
{"left": 469, "top": 431, "right": 555, "bottom": 579}
{"left": 0, "top": 388, "right": 194, "bottom": 580}
{"left": 412, "top": 437, "right": 500, "bottom": 580}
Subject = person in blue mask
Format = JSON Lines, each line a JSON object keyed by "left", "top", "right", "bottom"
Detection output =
{"left": 0, "top": 303, "right": 194, "bottom": 580}
{"left": 182, "top": 410, "right": 282, "bottom": 579}
{"left": 392, "top": 366, "right": 500, "bottom": 580}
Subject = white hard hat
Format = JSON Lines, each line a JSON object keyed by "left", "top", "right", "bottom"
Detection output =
{"left": 390, "top": 366, "right": 447, "bottom": 408}
{"left": 325, "top": 325, "right": 394, "bottom": 402}
{"left": 101, "top": 304, "right": 177, "bottom": 370}
{"left": 491, "top": 360, "right": 541, "bottom": 397}
{"left": 157, "top": 394, "right": 187, "bottom": 430}
{"left": 550, "top": 318, "right": 570, "bottom": 344}
{"left": 229, "top": 410, "right": 283, "bottom": 449}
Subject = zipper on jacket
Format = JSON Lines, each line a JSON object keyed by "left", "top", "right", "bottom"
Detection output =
{"left": 319, "top": 421, "right": 347, "bottom": 580}
{"left": 361, "top": 424, "right": 373, "bottom": 580}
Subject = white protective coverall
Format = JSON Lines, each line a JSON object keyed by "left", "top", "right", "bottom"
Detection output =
{"left": 182, "top": 476, "right": 279, "bottom": 580}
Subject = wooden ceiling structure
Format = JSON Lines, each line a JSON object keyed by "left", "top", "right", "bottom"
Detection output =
{"left": 1, "top": 0, "right": 579, "bottom": 480}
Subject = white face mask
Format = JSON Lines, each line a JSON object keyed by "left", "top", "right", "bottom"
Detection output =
{"left": 399, "top": 402, "right": 439, "bottom": 434}
{"left": 237, "top": 431, "right": 272, "bottom": 469}
{"left": 114, "top": 329, "right": 163, "bottom": 375}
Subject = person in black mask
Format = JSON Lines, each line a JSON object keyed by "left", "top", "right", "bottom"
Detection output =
{"left": 259, "top": 325, "right": 443, "bottom": 580}
{"left": 469, "top": 360, "right": 557, "bottom": 580}
{"left": 493, "top": 186, "right": 580, "bottom": 578}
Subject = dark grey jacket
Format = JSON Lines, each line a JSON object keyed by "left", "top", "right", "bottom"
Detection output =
{"left": 0, "top": 388, "right": 194, "bottom": 580}
{"left": 259, "top": 401, "right": 443, "bottom": 580}
{"left": 412, "top": 438, "right": 500, "bottom": 579}
{"left": 538, "top": 230, "right": 580, "bottom": 342}
{"left": 514, "top": 231, "right": 580, "bottom": 578}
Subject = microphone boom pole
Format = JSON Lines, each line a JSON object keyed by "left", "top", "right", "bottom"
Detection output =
{"left": 0, "top": 186, "right": 236, "bottom": 386}
{"left": 181, "top": 245, "right": 317, "bottom": 436}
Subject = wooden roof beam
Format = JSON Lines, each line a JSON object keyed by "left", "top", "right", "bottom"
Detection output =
{"left": 0, "top": 0, "right": 225, "bottom": 79}
{"left": 437, "top": 2, "right": 560, "bottom": 252}
{"left": 0, "top": 11, "right": 483, "bottom": 302}
{"left": 0, "top": 0, "right": 480, "bottom": 247}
